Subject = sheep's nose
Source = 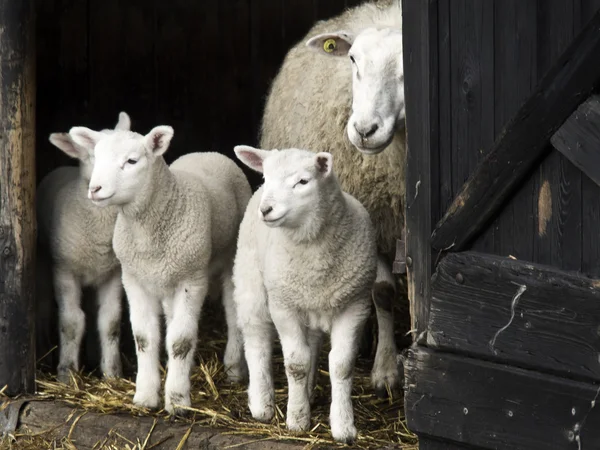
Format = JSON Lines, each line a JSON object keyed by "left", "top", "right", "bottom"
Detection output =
{"left": 355, "top": 122, "right": 379, "bottom": 139}
{"left": 260, "top": 206, "right": 273, "bottom": 217}
{"left": 90, "top": 185, "right": 102, "bottom": 194}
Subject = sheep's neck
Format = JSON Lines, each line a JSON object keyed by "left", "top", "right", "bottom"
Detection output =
{"left": 121, "top": 158, "right": 178, "bottom": 224}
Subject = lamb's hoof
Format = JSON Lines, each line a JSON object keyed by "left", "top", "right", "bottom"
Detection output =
{"left": 331, "top": 423, "right": 358, "bottom": 445}
{"left": 57, "top": 365, "right": 76, "bottom": 384}
{"left": 225, "top": 364, "right": 248, "bottom": 385}
{"left": 133, "top": 391, "right": 160, "bottom": 411}
{"left": 371, "top": 351, "right": 403, "bottom": 398}
{"left": 102, "top": 360, "right": 123, "bottom": 380}
{"left": 164, "top": 392, "right": 191, "bottom": 418}
{"left": 286, "top": 407, "right": 311, "bottom": 432}
{"left": 170, "top": 406, "right": 191, "bottom": 419}
{"left": 250, "top": 402, "right": 275, "bottom": 422}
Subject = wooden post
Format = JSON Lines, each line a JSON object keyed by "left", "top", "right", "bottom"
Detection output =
{"left": 0, "top": 0, "right": 36, "bottom": 395}
{"left": 402, "top": 0, "right": 438, "bottom": 340}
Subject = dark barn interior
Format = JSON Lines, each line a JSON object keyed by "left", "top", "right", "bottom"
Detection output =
{"left": 34, "top": 0, "right": 369, "bottom": 373}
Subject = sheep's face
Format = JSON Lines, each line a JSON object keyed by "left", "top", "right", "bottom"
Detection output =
{"left": 69, "top": 125, "right": 174, "bottom": 208}
{"left": 307, "top": 27, "right": 405, "bottom": 155}
{"left": 234, "top": 145, "right": 334, "bottom": 229}
{"left": 48, "top": 112, "right": 132, "bottom": 183}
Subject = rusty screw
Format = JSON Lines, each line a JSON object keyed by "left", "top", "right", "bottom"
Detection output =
{"left": 406, "top": 256, "right": 413, "bottom": 268}
{"left": 455, "top": 273, "right": 464, "bottom": 284}
{"left": 3, "top": 247, "right": 10, "bottom": 257}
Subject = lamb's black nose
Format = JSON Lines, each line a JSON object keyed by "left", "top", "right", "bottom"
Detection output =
{"left": 260, "top": 206, "right": 273, "bottom": 217}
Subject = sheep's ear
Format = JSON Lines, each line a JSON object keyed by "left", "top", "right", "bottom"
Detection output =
{"left": 49, "top": 133, "right": 84, "bottom": 159}
{"left": 314, "top": 152, "right": 333, "bottom": 178}
{"left": 115, "top": 111, "right": 131, "bottom": 131}
{"left": 69, "top": 127, "right": 104, "bottom": 151}
{"left": 306, "top": 31, "right": 354, "bottom": 56}
{"left": 234, "top": 145, "right": 271, "bottom": 173}
{"left": 144, "top": 125, "right": 174, "bottom": 156}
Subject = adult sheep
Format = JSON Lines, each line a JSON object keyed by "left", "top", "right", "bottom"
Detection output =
{"left": 260, "top": 0, "right": 407, "bottom": 394}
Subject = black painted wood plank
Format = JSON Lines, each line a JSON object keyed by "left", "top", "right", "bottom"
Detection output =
{"left": 533, "top": 0, "right": 582, "bottom": 272}
{"left": 402, "top": 0, "right": 438, "bottom": 338}
{"left": 418, "top": 437, "right": 475, "bottom": 450}
{"left": 428, "top": 251, "right": 600, "bottom": 382}
{"left": 430, "top": 6, "right": 600, "bottom": 252}
{"left": 551, "top": 96, "right": 600, "bottom": 188}
{"left": 405, "top": 347, "right": 600, "bottom": 450}
{"left": 580, "top": 0, "right": 600, "bottom": 278}
{"left": 492, "top": 0, "right": 537, "bottom": 262}
{"left": 448, "top": 0, "right": 495, "bottom": 253}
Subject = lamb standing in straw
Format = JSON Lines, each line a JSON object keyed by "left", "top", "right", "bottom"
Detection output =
{"left": 69, "top": 124, "right": 251, "bottom": 415}
{"left": 260, "top": 0, "right": 407, "bottom": 394}
{"left": 233, "top": 145, "right": 377, "bottom": 444}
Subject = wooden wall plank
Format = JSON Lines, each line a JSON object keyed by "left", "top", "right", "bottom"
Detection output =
{"left": 0, "top": 0, "right": 36, "bottom": 395}
{"left": 428, "top": 251, "right": 600, "bottom": 382}
{"left": 402, "top": 0, "right": 438, "bottom": 338}
{"left": 580, "top": 0, "right": 600, "bottom": 278}
{"left": 448, "top": 0, "right": 495, "bottom": 253}
{"left": 492, "top": 0, "right": 537, "bottom": 261}
{"left": 405, "top": 347, "right": 600, "bottom": 450}
{"left": 533, "top": 0, "right": 582, "bottom": 271}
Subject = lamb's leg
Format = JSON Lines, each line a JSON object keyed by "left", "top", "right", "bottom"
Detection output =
{"left": 308, "top": 328, "right": 323, "bottom": 404}
{"left": 54, "top": 268, "right": 85, "bottom": 383}
{"left": 221, "top": 267, "right": 248, "bottom": 384}
{"left": 124, "top": 272, "right": 162, "bottom": 410}
{"left": 243, "top": 322, "right": 275, "bottom": 421}
{"left": 96, "top": 269, "right": 123, "bottom": 379}
{"left": 270, "top": 305, "right": 311, "bottom": 432}
{"left": 371, "top": 255, "right": 401, "bottom": 397}
{"left": 329, "top": 299, "right": 370, "bottom": 444}
{"left": 164, "top": 278, "right": 208, "bottom": 417}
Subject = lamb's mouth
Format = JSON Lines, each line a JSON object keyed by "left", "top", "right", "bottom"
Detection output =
{"left": 263, "top": 215, "right": 286, "bottom": 226}
{"left": 91, "top": 193, "right": 115, "bottom": 205}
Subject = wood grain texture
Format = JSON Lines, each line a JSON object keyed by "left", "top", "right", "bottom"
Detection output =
{"left": 428, "top": 251, "right": 600, "bottom": 382}
{"left": 431, "top": 5, "right": 600, "bottom": 252}
{"left": 405, "top": 347, "right": 600, "bottom": 450}
{"left": 532, "top": 0, "right": 582, "bottom": 272}
{"left": 402, "top": 0, "right": 438, "bottom": 339}
{"left": 492, "top": 0, "right": 537, "bottom": 261}
{"left": 552, "top": 95, "right": 600, "bottom": 188}
{"left": 0, "top": 0, "right": 36, "bottom": 395}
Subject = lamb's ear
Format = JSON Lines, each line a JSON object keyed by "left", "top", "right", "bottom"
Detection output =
{"left": 234, "top": 145, "right": 271, "bottom": 173}
{"left": 144, "top": 126, "right": 174, "bottom": 156}
{"left": 306, "top": 31, "right": 355, "bottom": 56}
{"left": 314, "top": 152, "right": 333, "bottom": 178}
{"left": 49, "top": 133, "right": 84, "bottom": 159}
{"left": 115, "top": 111, "right": 131, "bottom": 131}
{"left": 69, "top": 127, "right": 105, "bottom": 152}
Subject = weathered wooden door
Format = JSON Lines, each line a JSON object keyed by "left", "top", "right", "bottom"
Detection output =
{"left": 401, "top": 1, "right": 600, "bottom": 448}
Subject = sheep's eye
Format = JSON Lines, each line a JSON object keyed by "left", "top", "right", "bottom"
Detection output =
{"left": 127, "top": 159, "right": 138, "bottom": 165}
{"left": 324, "top": 38, "right": 337, "bottom": 53}
{"left": 349, "top": 55, "right": 355, "bottom": 64}
{"left": 298, "top": 179, "right": 309, "bottom": 185}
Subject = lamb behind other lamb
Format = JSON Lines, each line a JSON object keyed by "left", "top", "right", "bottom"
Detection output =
{"left": 37, "top": 112, "right": 131, "bottom": 383}
{"left": 68, "top": 124, "right": 252, "bottom": 416}
{"left": 260, "top": 0, "right": 407, "bottom": 394}
{"left": 233, "top": 145, "right": 377, "bottom": 444}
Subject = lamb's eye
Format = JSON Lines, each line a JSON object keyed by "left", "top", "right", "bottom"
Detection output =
{"left": 324, "top": 38, "right": 336, "bottom": 53}
{"left": 298, "top": 179, "right": 309, "bottom": 185}
{"left": 350, "top": 55, "right": 355, "bottom": 64}
{"left": 127, "top": 159, "right": 138, "bottom": 165}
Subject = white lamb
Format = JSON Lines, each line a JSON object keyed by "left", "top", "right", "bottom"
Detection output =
{"left": 37, "top": 112, "right": 132, "bottom": 383}
{"left": 68, "top": 124, "right": 252, "bottom": 416}
{"left": 260, "top": 0, "right": 406, "bottom": 394}
{"left": 233, "top": 145, "right": 377, "bottom": 444}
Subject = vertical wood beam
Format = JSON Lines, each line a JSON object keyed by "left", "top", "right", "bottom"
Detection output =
{"left": 0, "top": 0, "right": 37, "bottom": 395}
{"left": 402, "top": 0, "right": 438, "bottom": 340}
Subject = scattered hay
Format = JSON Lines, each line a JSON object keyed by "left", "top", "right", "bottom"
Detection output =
{"left": 4, "top": 301, "right": 417, "bottom": 449}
